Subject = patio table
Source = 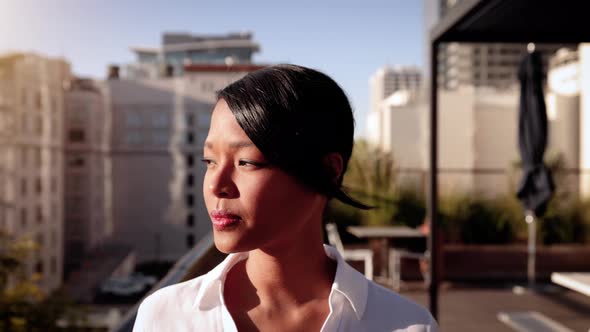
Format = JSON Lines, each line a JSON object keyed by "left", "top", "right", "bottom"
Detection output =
{"left": 551, "top": 272, "right": 590, "bottom": 297}
{"left": 346, "top": 226, "right": 425, "bottom": 282}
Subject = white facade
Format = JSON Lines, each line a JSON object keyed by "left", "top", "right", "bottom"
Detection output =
{"left": 0, "top": 54, "right": 70, "bottom": 293}
{"left": 544, "top": 45, "right": 590, "bottom": 197}
{"left": 370, "top": 66, "right": 422, "bottom": 115}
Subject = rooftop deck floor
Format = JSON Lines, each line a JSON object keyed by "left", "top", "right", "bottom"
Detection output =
{"left": 396, "top": 282, "right": 590, "bottom": 331}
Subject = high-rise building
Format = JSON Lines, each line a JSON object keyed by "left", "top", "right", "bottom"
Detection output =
{"left": 63, "top": 78, "right": 114, "bottom": 274}
{"left": 369, "top": 66, "right": 422, "bottom": 114}
{"left": 0, "top": 53, "right": 71, "bottom": 293}
{"left": 106, "top": 64, "right": 265, "bottom": 262}
{"left": 425, "top": 0, "right": 569, "bottom": 89}
{"left": 125, "top": 32, "right": 261, "bottom": 79}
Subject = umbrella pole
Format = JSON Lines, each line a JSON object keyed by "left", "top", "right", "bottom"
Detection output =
{"left": 525, "top": 211, "right": 536, "bottom": 288}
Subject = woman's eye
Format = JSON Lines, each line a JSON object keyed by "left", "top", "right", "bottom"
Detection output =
{"left": 238, "top": 160, "right": 254, "bottom": 167}
{"left": 201, "top": 158, "right": 215, "bottom": 167}
{"left": 238, "top": 160, "right": 266, "bottom": 168}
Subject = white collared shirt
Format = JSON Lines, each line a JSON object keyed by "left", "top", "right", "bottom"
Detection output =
{"left": 133, "top": 245, "right": 438, "bottom": 332}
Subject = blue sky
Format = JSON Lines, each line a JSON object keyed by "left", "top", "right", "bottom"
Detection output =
{"left": 0, "top": 0, "right": 425, "bottom": 137}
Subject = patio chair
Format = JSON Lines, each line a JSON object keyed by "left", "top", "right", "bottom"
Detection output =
{"left": 389, "top": 248, "right": 430, "bottom": 291}
{"left": 325, "top": 222, "right": 373, "bottom": 280}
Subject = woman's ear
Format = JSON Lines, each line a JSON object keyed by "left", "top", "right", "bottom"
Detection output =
{"left": 323, "top": 153, "right": 344, "bottom": 183}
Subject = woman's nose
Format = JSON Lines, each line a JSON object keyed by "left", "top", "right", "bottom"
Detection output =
{"left": 207, "top": 166, "right": 238, "bottom": 198}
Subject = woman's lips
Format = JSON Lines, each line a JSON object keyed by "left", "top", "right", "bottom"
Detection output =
{"left": 210, "top": 210, "right": 242, "bottom": 231}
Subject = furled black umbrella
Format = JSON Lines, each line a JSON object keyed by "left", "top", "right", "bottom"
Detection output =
{"left": 516, "top": 45, "right": 555, "bottom": 287}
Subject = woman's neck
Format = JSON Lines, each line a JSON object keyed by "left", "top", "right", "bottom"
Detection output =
{"left": 245, "top": 239, "right": 335, "bottom": 306}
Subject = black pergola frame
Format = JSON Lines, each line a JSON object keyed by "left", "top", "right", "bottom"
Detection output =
{"left": 427, "top": 0, "right": 590, "bottom": 320}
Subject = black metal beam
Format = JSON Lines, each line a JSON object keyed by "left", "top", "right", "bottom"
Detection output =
{"left": 434, "top": 32, "right": 590, "bottom": 44}
{"left": 429, "top": 0, "right": 490, "bottom": 43}
{"left": 431, "top": 0, "right": 590, "bottom": 44}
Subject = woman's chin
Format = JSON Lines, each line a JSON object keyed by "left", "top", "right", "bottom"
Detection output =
{"left": 213, "top": 232, "right": 247, "bottom": 254}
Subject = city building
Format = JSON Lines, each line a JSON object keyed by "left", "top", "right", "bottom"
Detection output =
{"left": 370, "top": 66, "right": 422, "bottom": 114}
{"left": 106, "top": 63, "right": 265, "bottom": 263}
{"left": 63, "top": 78, "right": 114, "bottom": 275}
{"left": 125, "top": 32, "right": 260, "bottom": 79}
{"left": 424, "top": 0, "right": 568, "bottom": 90}
{"left": 0, "top": 53, "right": 71, "bottom": 293}
{"left": 367, "top": 82, "right": 579, "bottom": 197}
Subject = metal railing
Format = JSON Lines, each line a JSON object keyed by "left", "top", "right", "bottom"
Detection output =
{"left": 111, "top": 232, "right": 216, "bottom": 332}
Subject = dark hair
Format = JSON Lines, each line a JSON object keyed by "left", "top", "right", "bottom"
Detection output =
{"left": 217, "top": 64, "right": 369, "bottom": 209}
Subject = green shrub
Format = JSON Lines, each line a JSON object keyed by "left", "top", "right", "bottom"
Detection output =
{"left": 539, "top": 199, "right": 589, "bottom": 245}
{"left": 391, "top": 187, "right": 426, "bottom": 228}
{"left": 340, "top": 140, "right": 397, "bottom": 226}
{"left": 330, "top": 141, "right": 590, "bottom": 245}
{"left": 438, "top": 194, "right": 517, "bottom": 244}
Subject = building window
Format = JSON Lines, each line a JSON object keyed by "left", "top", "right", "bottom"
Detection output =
{"left": 51, "top": 229, "right": 57, "bottom": 247}
{"left": 35, "top": 92, "right": 42, "bottom": 109}
{"left": 35, "top": 149, "right": 41, "bottom": 167}
{"left": 21, "top": 149, "right": 27, "bottom": 167}
{"left": 50, "top": 257, "right": 57, "bottom": 275}
{"left": 67, "top": 156, "right": 85, "bottom": 167}
{"left": 152, "top": 112, "right": 169, "bottom": 128}
{"left": 186, "top": 132, "right": 195, "bottom": 144}
{"left": 125, "top": 131, "right": 143, "bottom": 145}
{"left": 187, "top": 234, "right": 195, "bottom": 248}
{"left": 21, "top": 178, "right": 27, "bottom": 196}
{"left": 52, "top": 202, "right": 59, "bottom": 221}
{"left": 187, "top": 214, "right": 194, "bottom": 227}
{"left": 35, "top": 117, "right": 43, "bottom": 135}
{"left": 20, "top": 208, "right": 27, "bottom": 228}
{"left": 125, "top": 112, "right": 143, "bottom": 127}
{"left": 68, "top": 129, "right": 85, "bottom": 142}
{"left": 152, "top": 131, "right": 169, "bottom": 146}
{"left": 51, "top": 177, "right": 57, "bottom": 193}
{"left": 36, "top": 206, "right": 42, "bottom": 223}
{"left": 35, "top": 261, "right": 44, "bottom": 274}
{"left": 186, "top": 154, "right": 194, "bottom": 167}
{"left": 186, "top": 113, "right": 195, "bottom": 127}
{"left": 187, "top": 174, "right": 194, "bottom": 187}
{"left": 35, "top": 178, "right": 42, "bottom": 194}
{"left": 186, "top": 194, "right": 194, "bottom": 206}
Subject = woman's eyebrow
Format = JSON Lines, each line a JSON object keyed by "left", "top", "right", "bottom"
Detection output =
{"left": 228, "top": 141, "right": 254, "bottom": 149}
{"left": 203, "top": 141, "right": 254, "bottom": 149}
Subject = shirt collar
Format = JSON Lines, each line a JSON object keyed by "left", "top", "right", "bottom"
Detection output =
{"left": 194, "top": 244, "right": 368, "bottom": 320}
{"left": 194, "top": 251, "right": 248, "bottom": 310}
{"left": 324, "top": 244, "right": 369, "bottom": 320}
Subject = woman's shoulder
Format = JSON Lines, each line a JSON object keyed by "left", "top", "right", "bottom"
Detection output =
{"left": 137, "top": 275, "right": 206, "bottom": 314}
{"left": 364, "top": 281, "right": 437, "bottom": 329}
{"left": 133, "top": 273, "right": 222, "bottom": 331}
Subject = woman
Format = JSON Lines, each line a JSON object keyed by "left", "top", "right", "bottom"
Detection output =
{"left": 133, "top": 65, "right": 437, "bottom": 331}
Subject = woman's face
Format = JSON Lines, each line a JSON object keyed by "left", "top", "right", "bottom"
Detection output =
{"left": 202, "top": 99, "right": 326, "bottom": 253}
